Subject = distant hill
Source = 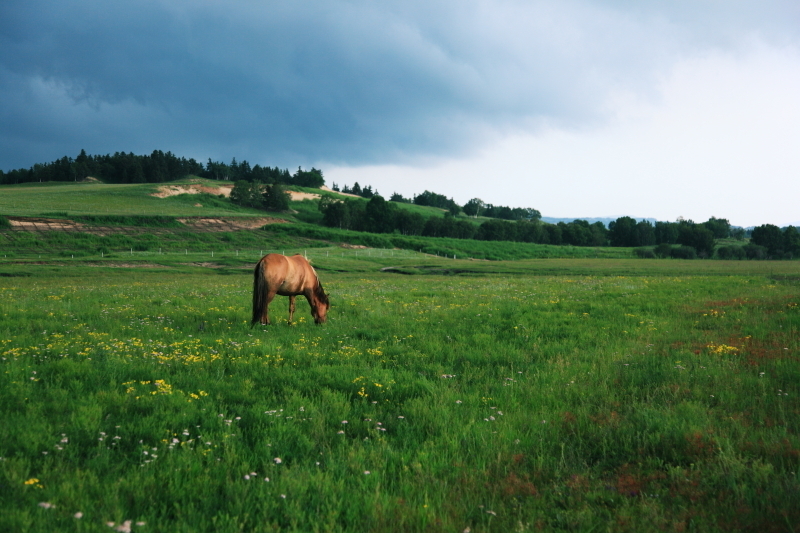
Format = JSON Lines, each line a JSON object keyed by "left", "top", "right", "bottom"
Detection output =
{"left": 540, "top": 216, "right": 657, "bottom": 227}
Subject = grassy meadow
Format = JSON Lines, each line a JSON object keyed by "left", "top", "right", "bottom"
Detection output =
{"left": 1, "top": 180, "right": 799, "bottom": 531}
{"left": 0, "top": 180, "right": 246, "bottom": 218}
{"left": 1, "top": 256, "right": 799, "bottom": 532}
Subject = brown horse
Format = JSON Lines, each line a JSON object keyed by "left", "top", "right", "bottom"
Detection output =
{"left": 251, "top": 254, "right": 329, "bottom": 327}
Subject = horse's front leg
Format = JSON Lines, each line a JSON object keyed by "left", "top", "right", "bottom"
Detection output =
{"left": 288, "top": 295, "right": 296, "bottom": 324}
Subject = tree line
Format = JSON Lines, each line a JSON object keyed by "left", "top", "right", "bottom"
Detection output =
{"left": 318, "top": 194, "right": 799, "bottom": 259}
{"left": 318, "top": 195, "right": 597, "bottom": 243}
{"left": 0, "top": 150, "right": 324, "bottom": 187}
{"left": 333, "top": 182, "right": 541, "bottom": 223}
{"left": 747, "top": 224, "right": 800, "bottom": 259}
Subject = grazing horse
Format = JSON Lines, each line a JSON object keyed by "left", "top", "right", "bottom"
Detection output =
{"left": 251, "top": 254, "right": 329, "bottom": 327}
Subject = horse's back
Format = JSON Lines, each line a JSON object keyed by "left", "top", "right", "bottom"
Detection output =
{"left": 259, "top": 253, "right": 288, "bottom": 277}
{"left": 288, "top": 254, "right": 314, "bottom": 274}
{"left": 259, "top": 254, "right": 313, "bottom": 295}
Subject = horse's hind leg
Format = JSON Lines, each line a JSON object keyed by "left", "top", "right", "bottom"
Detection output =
{"left": 288, "top": 295, "right": 296, "bottom": 324}
{"left": 262, "top": 291, "right": 277, "bottom": 326}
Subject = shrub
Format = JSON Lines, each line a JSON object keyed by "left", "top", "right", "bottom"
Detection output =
{"left": 716, "top": 246, "right": 746, "bottom": 260}
{"left": 0, "top": 215, "right": 10, "bottom": 229}
{"left": 634, "top": 247, "right": 656, "bottom": 258}
{"left": 743, "top": 244, "right": 767, "bottom": 260}
{"left": 671, "top": 245, "right": 697, "bottom": 259}
{"left": 654, "top": 243, "right": 673, "bottom": 258}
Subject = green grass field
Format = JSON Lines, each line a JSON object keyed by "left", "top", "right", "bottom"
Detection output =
{"left": 0, "top": 178, "right": 287, "bottom": 218}
{"left": 1, "top": 181, "right": 799, "bottom": 531}
{"left": 1, "top": 256, "right": 799, "bottom": 532}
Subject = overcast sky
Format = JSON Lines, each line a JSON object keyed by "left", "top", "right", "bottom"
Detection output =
{"left": 2, "top": 1, "right": 798, "bottom": 226}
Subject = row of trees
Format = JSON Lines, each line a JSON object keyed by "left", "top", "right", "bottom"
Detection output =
{"left": 0, "top": 150, "right": 324, "bottom": 187}
{"left": 334, "top": 182, "right": 542, "bottom": 223}
{"left": 461, "top": 198, "right": 542, "bottom": 221}
{"left": 208, "top": 161, "right": 324, "bottom": 188}
{"left": 332, "top": 182, "right": 380, "bottom": 198}
{"left": 607, "top": 217, "right": 731, "bottom": 257}
{"left": 318, "top": 195, "right": 786, "bottom": 259}
{"left": 0, "top": 150, "right": 205, "bottom": 184}
{"left": 318, "top": 195, "right": 603, "bottom": 243}
{"left": 750, "top": 224, "right": 800, "bottom": 258}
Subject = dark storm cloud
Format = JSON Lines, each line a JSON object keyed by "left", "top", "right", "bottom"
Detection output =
{"left": 1, "top": 0, "right": 798, "bottom": 169}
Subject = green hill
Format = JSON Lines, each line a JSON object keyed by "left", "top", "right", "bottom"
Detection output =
{"left": 0, "top": 178, "right": 630, "bottom": 262}
{"left": 0, "top": 178, "right": 261, "bottom": 217}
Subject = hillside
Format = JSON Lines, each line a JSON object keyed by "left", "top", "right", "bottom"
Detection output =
{"left": 0, "top": 179, "right": 630, "bottom": 262}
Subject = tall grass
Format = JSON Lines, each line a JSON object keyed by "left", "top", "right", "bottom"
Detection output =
{"left": 1, "top": 262, "right": 798, "bottom": 532}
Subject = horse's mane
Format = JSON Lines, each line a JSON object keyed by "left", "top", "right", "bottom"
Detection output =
{"left": 315, "top": 280, "right": 329, "bottom": 305}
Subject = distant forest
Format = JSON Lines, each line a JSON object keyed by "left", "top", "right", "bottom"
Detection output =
{"left": 316, "top": 195, "right": 799, "bottom": 259}
{"left": 2, "top": 150, "right": 798, "bottom": 259}
{"left": 0, "top": 149, "right": 324, "bottom": 188}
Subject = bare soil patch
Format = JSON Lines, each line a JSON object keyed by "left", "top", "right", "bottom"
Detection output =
{"left": 8, "top": 217, "right": 86, "bottom": 231}
{"left": 152, "top": 184, "right": 233, "bottom": 198}
{"left": 4, "top": 216, "right": 288, "bottom": 236}
{"left": 153, "top": 184, "right": 322, "bottom": 202}
{"left": 289, "top": 191, "right": 321, "bottom": 201}
{"left": 176, "top": 217, "right": 287, "bottom": 231}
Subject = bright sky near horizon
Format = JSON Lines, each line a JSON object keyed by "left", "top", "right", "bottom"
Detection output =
{"left": 1, "top": 1, "right": 798, "bottom": 227}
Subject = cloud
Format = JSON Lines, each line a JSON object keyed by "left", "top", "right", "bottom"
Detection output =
{"left": 326, "top": 40, "right": 800, "bottom": 227}
{"left": 1, "top": 0, "right": 798, "bottom": 173}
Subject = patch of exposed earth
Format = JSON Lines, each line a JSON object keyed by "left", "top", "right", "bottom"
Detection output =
{"left": 176, "top": 217, "right": 287, "bottom": 231}
{"left": 4, "top": 216, "right": 286, "bottom": 235}
{"left": 8, "top": 217, "right": 86, "bottom": 231}
{"left": 152, "top": 183, "right": 321, "bottom": 202}
{"left": 152, "top": 183, "right": 233, "bottom": 198}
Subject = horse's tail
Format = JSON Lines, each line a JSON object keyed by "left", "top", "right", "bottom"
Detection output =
{"left": 251, "top": 259, "right": 267, "bottom": 328}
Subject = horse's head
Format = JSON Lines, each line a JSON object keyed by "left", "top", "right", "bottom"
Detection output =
{"left": 312, "top": 282, "right": 330, "bottom": 324}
